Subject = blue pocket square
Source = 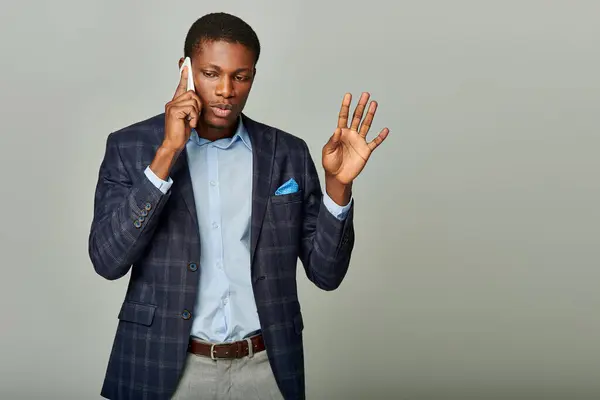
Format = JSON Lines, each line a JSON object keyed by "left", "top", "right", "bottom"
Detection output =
{"left": 275, "top": 178, "right": 299, "bottom": 195}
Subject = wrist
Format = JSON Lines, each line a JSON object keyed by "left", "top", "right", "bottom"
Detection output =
{"left": 150, "top": 145, "right": 181, "bottom": 181}
{"left": 159, "top": 140, "right": 184, "bottom": 155}
{"left": 325, "top": 174, "right": 352, "bottom": 206}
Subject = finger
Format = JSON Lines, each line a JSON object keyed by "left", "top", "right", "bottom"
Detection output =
{"left": 170, "top": 105, "right": 199, "bottom": 127}
{"left": 367, "top": 128, "right": 389, "bottom": 152}
{"left": 173, "top": 66, "right": 189, "bottom": 100}
{"left": 337, "top": 93, "right": 352, "bottom": 128}
{"left": 324, "top": 128, "right": 342, "bottom": 154}
{"left": 167, "top": 95, "right": 201, "bottom": 128}
{"left": 172, "top": 106, "right": 199, "bottom": 128}
{"left": 171, "top": 90, "right": 201, "bottom": 109}
{"left": 350, "top": 92, "right": 370, "bottom": 132}
{"left": 168, "top": 98, "right": 200, "bottom": 111}
{"left": 358, "top": 101, "right": 377, "bottom": 138}
{"left": 331, "top": 127, "right": 342, "bottom": 144}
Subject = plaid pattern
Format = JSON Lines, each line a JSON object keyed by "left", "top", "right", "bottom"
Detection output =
{"left": 89, "top": 113, "right": 355, "bottom": 400}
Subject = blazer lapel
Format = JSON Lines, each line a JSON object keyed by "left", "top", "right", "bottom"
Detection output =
{"left": 151, "top": 113, "right": 274, "bottom": 262}
{"left": 151, "top": 115, "right": 199, "bottom": 229}
{"left": 242, "top": 114, "right": 276, "bottom": 266}
{"left": 170, "top": 149, "right": 199, "bottom": 230}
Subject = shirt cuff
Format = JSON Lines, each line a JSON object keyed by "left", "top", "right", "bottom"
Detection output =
{"left": 144, "top": 166, "right": 173, "bottom": 194}
{"left": 322, "top": 192, "right": 353, "bottom": 221}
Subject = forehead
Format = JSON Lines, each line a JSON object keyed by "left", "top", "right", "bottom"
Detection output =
{"left": 192, "top": 40, "right": 255, "bottom": 70}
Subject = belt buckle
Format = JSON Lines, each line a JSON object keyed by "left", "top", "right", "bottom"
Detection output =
{"left": 210, "top": 339, "right": 253, "bottom": 360}
{"left": 246, "top": 337, "right": 254, "bottom": 358}
{"left": 210, "top": 344, "right": 219, "bottom": 361}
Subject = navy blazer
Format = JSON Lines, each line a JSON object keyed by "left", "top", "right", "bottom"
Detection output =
{"left": 88, "top": 113, "right": 355, "bottom": 400}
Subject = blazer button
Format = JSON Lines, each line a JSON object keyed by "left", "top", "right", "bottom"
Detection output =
{"left": 138, "top": 216, "right": 145, "bottom": 222}
{"left": 188, "top": 262, "right": 198, "bottom": 272}
{"left": 134, "top": 220, "right": 142, "bottom": 228}
{"left": 181, "top": 310, "right": 191, "bottom": 320}
{"left": 141, "top": 209, "right": 148, "bottom": 217}
{"left": 144, "top": 202, "right": 152, "bottom": 211}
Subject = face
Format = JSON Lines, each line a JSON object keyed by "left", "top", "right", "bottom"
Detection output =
{"left": 179, "top": 40, "right": 256, "bottom": 131}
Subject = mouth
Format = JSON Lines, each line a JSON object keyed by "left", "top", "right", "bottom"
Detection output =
{"left": 210, "top": 104, "right": 233, "bottom": 118}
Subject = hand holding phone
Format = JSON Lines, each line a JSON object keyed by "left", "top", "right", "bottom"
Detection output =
{"left": 161, "top": 57, "right": 203, "bottom": 153}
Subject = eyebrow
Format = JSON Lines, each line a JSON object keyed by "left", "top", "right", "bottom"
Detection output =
{"left": 203, "top": 64, "right": 253, "bottom": 73}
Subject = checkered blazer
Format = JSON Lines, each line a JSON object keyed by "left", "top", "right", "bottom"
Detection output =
{"left": 88, "top": 113, "right": 355, "bottom": 400}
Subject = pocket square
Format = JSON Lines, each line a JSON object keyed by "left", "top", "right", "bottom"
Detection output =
{"left": 275, "top": 178, "right": 299, "bottom": 195}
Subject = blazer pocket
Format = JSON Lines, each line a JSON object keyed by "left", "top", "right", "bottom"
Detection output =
{"left": 118, "top": 301, "right": 157, "bottom": 326}
{"left": 270, "top": 190, "right": 303, "bottom": 205}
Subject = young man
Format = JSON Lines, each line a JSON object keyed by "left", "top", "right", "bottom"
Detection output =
{"left": 89, "top": 12, "right": 389, "bottom": 400}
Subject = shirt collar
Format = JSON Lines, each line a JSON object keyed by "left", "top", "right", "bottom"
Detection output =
{"left": 189, "top": 117, "right": 252, "bottom": 151}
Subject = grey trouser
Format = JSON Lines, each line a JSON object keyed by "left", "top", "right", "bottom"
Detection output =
{"left": 171, "top": 340, "right": 284, "bottom": 399}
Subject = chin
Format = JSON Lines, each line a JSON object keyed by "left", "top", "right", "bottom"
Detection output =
{"left": 204, "top": 115, "right": 239, "bottom": 130}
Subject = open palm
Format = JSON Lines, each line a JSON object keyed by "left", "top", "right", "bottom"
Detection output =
{"left": 322, "top": 92, "right": 390, "bottom": 185}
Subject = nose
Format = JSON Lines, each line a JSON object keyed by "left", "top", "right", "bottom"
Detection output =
{"left": 216, "top": 76, "right": 234, "bottom": 98}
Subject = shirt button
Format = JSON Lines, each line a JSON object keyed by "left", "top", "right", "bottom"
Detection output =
{"left": 188, "top": 262, "right": 198, "bottom": 272}
{"left": 210, "top": 180, "right": 217, "bottom": 186}
{"left": 212, "top": 222, "right": 219, "bottom": 229}
{"left": 181, "top": 310, "right": 191, "bottom": 320}
{"left": 216, "top": 261, "right": 222, "bottom": 269}
{"left": 223, "top": 298, "right": 228, "bottom": 305}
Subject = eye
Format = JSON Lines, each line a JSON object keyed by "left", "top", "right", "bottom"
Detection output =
{"left": 235, "top": 75, "right": 249, "bottom": 81}
{"left": 203, "top": 71, "right": 217, "bottom": 78}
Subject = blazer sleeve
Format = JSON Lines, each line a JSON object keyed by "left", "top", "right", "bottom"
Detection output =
{"left": 88, "top": 133, "right": 172, "bottom": 280}
{"left": 298, "top": 139, "right": 355, "bottom": 291}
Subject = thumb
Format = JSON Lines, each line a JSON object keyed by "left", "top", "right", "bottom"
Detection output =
{"left": 331, "top": 127, "right": 342, "bottom": 144}
{"left": 324, "top": 128, "right": 341, "bottom": 154}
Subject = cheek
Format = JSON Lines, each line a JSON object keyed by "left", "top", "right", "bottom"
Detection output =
{"left": 234, "top": 85, "right": 252, "bottom": 100}
{"left": 193, "top": 80, "right": 213, "bottom": 97}
{"left": 195, "top": 90, "right": 211, "bottom": 106}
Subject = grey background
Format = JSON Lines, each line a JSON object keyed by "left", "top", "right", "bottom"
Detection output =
{"left": 1, "top": 1, "right": 599, "bottom": 399}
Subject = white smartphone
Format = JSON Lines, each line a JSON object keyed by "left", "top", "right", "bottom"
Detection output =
{"left": 179, "top": 56, "right": 195, "bottom": 92}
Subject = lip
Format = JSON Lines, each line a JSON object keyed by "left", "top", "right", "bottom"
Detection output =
{"left": 211, "top": 106, "right": 233, "bottom": 118}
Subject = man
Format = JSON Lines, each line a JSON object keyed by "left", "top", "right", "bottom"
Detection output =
{"left": 89, "top": 12, "right": 389, "bottom": 400}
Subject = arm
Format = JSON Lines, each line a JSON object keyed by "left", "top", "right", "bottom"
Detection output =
{"left": 89, "top": 66, "right": 202, "bottom": 280}
{"left": 298, "top": 140, "right": 355, "bottom": 291}
{"left": 299, "top": 91, "right": 390, "bottom": 290}
{"left": 88, "top": 133, "right": 172, "bottom": 280}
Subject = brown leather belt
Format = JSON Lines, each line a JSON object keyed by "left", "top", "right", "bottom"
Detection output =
{"left": 187, "top": 334, "right": 265, "bottom": 360}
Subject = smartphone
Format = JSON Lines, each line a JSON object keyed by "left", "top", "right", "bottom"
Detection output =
{"left": 179, "top": 56, "right": 195, "bottom": 92}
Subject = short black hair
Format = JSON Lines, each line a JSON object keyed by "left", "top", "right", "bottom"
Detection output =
{"left": 184, "top": 12, "right": 261, "bottom": 64}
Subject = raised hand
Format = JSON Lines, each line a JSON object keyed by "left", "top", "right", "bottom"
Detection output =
{"left": 322, "top": 92, "right": 389, "bottom": 185}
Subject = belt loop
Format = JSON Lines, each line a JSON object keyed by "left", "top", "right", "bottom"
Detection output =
{"left": 246, "top": 338, "right": 254, "bottom": 358}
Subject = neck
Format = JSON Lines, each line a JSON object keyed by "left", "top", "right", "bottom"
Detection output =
{"left": 196, "top": 118, "right": 239, "bottom": 142}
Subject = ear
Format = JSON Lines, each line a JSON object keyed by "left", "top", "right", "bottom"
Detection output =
{"left": 178, "top": 57, "right": 184, "bottom": 70}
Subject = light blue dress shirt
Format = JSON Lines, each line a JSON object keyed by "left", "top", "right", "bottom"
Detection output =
{"left": 144, "top": 118, "right": 352, "bottom": 343}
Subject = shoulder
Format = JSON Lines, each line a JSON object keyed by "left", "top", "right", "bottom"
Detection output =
{"left": 276, "top": 128, "right": 308, "bottom": 151}
{"left": 242, "top": 114, "right": 309, "bottom": 153}
{"left": 106, "top": 113, "right": 165, "bottom": 147}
